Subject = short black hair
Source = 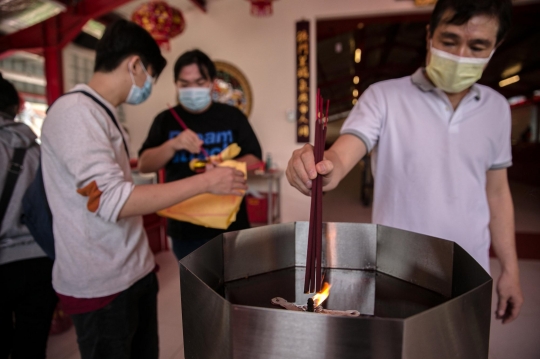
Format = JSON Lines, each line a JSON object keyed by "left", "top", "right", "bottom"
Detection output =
{"left": 0, "top": 72, "right": 20, "bottom": 118}
{"left": 430, "top": 0, "right": 512, "bottom": 44}
{"left": 173, "top": 49, "right": 216, "bottom": 82}
{"left": 94, "top": 20, "right": 167, "bottom": 78}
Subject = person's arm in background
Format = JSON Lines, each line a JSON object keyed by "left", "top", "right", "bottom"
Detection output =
{"left": 286, "top": 134, "right": 367, "bottom": 196}
{"left": 486, "top": 168, "right": 523, "bottom": 324}
{"left": 139, "top": 128, "right": 202, "bottom": 173}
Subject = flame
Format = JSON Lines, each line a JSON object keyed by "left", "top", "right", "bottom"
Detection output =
{"left": 312, "top": 282, "right": 332, "bottom": 307}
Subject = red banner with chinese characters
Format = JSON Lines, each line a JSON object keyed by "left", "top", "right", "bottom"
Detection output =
{"left": 296, "top": 20, "right": 310, "bottom": 143}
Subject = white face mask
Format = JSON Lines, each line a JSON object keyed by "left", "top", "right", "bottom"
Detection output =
{"left": 126, "top": 61, "right": 153, "bottom": 105}
{"left": 178, "top": 87, "right": 212, "bottom": 112}
{"left": 426, "top": 42, "right": 494, "bottom": 93}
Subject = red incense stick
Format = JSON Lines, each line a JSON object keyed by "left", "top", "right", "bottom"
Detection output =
{"left": 305, "top": 91, "right": 329, "bottom": 293}
{"left": 316, "top": 101, "right": 328, "bottom": 292}
{"left": 166, "top": 104, "right": 209, "bottom": 158}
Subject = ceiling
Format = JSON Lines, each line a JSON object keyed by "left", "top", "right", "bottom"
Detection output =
{"left": 317, "top": 2, "right": 540, "bottom": 117}
{"left": 0, "top": 0, "right": 208, "bottom": 36}
{"left": 2, "top": 0, "right": 538, "bottom": 116}
{"left": 0, "top": 0, "right": 71, "bottom": 35}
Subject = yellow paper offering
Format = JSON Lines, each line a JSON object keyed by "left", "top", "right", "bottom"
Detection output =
{"left": 157, "top": 160, "right": 246, "bottom": 229}
{"left": 214, "top": 143, "right": 241, "bottom": 161}
{"left": 189, "top": 143, "right": 242, "bottom": 172}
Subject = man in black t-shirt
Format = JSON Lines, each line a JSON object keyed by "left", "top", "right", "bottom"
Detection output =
{"left": 139, "top": 49, "right": 262, "bottom": 260}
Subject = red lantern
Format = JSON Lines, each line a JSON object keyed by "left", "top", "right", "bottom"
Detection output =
{"left": 132, "top": 1, "right": 185, "bottom": 51}
{"left": 246, "top": 0, "right": 278, "bottom": 17}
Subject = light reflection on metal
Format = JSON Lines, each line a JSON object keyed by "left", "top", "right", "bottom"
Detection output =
{"left": 352, "top": 99, "right": 358, "bottom": 105}
{"left": 353, "top": 89, "right": 359, "bottom": 97}
{"left": 353, "top": 75, "right": 359, "bottom": 84}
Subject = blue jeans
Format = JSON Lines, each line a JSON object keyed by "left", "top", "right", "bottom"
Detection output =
{"left": 71, "top": 272, "right": 159, "bottom": 359}
{"left": 171, "top": 237, "right": 212, "bottom": 260}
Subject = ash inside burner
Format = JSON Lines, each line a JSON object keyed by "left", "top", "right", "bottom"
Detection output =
{"left": 270, "top": 297, "right": 361, "bottom": 317}
{"left": 221, "top": 267, "right": 449, "bottom": 318}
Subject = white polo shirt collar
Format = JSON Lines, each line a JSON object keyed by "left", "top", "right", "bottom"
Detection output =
{"left": 409, "top": 68, "right": 483, "bottom": 129}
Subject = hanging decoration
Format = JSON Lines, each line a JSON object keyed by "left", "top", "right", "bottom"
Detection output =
{"left": 212, "top": 61, "right": 253, "bottom": 117}
{"left": 132, "top": 1, "right": 185, "bottom": 51}
{"left": 246, "top": 0, "right": 278, "bottom": 17}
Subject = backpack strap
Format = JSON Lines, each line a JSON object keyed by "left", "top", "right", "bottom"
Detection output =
{"left": 0, "top": 148, "right": 27, "bottom": 229}
{"left": 49, "top": 90, "right": 129, "bottom": 157}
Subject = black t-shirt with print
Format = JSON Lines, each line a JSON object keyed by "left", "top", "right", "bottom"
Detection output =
{"left": 139, "top": 102, "right": 262, "bottom": 241}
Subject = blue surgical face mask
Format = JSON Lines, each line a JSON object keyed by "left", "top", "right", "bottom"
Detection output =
{"left": 178, "top": 87, "right": 212, "bottom": 112}
{"left": 126, "top": 61, "right": 153, "bottom": 105}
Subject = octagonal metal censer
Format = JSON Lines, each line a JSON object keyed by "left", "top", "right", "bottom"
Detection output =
{"left": 179, "top": 222, "right": 492, "bottom": 359}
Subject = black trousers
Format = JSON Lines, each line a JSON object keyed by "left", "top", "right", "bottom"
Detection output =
{"left": 0, "top": 257, "right": 57, "bottom": 359}
{"left": 71, "top": 272, "right": 159, "bottom": 359}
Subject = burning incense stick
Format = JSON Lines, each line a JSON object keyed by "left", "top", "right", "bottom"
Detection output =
{"left": 304, "top": 90, "right": 329, "bottom": 293}
{"left": 167, "top": 104, "right": 210, "bottom": 158}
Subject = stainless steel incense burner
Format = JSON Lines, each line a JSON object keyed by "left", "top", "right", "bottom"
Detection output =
{"left": 179, "top": 222, "right": 492, "bottom": 359}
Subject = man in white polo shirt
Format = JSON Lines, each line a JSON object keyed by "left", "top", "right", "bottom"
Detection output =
{"left": 287, "top": 0, "right": 523, "bottom": 324}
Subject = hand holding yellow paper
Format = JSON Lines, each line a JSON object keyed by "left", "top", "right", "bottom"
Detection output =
{"left": 158, "top": 160, "right": 247, "bottom": 229}
{"left": 189, "top": 143, "right": 242, "bottom": 172}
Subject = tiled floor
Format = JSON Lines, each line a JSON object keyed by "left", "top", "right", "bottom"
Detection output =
{"left": 47, "top": 165, "right": 540, "bottom": 359}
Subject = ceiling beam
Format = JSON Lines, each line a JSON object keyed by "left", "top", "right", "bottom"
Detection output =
{"left": 0, "top": 0, "right": 132, "bottom": 53}
{"left": 72, "top": 0, "right": 132, "bottom": 17}
{"left": 0, "top": 0, "right": 134, "bottom": 104}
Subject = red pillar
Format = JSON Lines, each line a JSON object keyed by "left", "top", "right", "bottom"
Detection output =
{"left": 44, "top": 46, "right": 64, "bottom": 105}
{"left": 42, "top": 17, "right": 64, "bottom": 105}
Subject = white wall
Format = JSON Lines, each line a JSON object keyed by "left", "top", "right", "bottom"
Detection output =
{"left": 122, "top": 0, "right": 433, "bottom": 223}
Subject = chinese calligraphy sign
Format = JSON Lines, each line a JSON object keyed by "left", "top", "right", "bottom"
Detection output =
{"left": 296, "top": 20, "right": 310, "bottom": 142}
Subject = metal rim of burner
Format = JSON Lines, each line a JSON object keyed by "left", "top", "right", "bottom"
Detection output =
{"left": 271, "top": 297, "right": 361, "bottom": 317}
